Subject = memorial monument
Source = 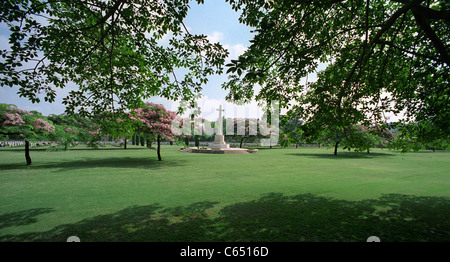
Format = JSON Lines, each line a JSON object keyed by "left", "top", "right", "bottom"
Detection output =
{"left": 208, "top": 105, "right": 230, "bottom": 149}
{"left": 181, "top": 105, "right": 257, "bottom": 154}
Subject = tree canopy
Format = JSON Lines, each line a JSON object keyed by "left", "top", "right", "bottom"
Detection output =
{"left": 131, "top": 102, "right": 178, "bottom": 160}
{"left": 1, "top": 0, "right": 228, "bottom": 117}
{"left": 223, "top": 0, "right": 449, "bottom": 152}
{"left": 0, "top": 103, "right": 55, "bottom": 139}
{"left": 0, "top": 103, "right": 55, "bottom": 164}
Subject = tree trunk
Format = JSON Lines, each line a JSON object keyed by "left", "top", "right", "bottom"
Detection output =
{"left": 25, "top": 141, "right": 32, "bottom": 165}
{"left": 124, "top": 137, "right": 127, "bottom": 149}
{"left": 269, "top": 131, "right": 272, "bottom": 149}
{"left": 334, "top": 141, "right": 339, "bottom": 156}
{"left": 157, "top": 135, "right": 162, "bottom": 161}
{"left": 239, "top": 137, "right": 246, "bottom": 148}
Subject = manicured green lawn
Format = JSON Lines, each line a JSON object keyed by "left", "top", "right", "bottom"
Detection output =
{"left": 0, "top": 145, "right": 449, "bottom": 242}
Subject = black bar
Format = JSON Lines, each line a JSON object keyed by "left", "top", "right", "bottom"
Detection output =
{"left": 1, "top": 242, "right": 447, "bottom": 260}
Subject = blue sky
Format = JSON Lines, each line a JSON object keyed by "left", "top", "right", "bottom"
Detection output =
{"left": 0, "top": 0, "right": 258, "bottom": 120}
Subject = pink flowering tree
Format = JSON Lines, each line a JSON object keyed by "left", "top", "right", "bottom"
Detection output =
{"left": 47, "top": 114, "right": 103, "bottom": 149}
{"left": 83, "top": 128, "right": 102, "bottom": 148}
{"left": 131, "top": 103, "right": 178, "bottom": 161}
{"left": 52, "top": 126, "right": 81, "bottom": 150}
{"left": 0, "top": 104, "right": 55, "bottom": 165}
{"left": 46, "top": 115, "right": 83, "bottom": 150}
{"left": 96, "top": 112, "right": 137, "bottom": 150}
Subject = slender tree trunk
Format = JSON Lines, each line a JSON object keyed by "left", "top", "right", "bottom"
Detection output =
{"left": 269, "top": 131, "right": 272, "bottom": 149}
{"left": 25, "top": 141, "right": 32, "bottom": 165}
{"left": 239, "top": 137, "right": 246, "bottom": 148}
{"left": 334, "top": 141, "right": 340, "bottom": 156}
{"left": 124, "top": 137, "right": 127, "bottom": 149}
{"left": 157, "top": 135, "right": 162, "bottom": 161}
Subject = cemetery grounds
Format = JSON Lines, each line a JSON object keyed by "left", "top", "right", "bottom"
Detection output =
{"left": 0, "top": 145, "right": 449, "bottom": 242}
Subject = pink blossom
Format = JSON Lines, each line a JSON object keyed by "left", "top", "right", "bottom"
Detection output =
{"left": 88, "top": 131, "right": 100, "bottom": 136}
{"left": 3, "top": 112, "right": 25, "bottom": 126}
{"left": 65, "top": 127, "right": 79, "bottom": 133}
{"left": 131, "top": 102, "right": 178, "bottom": 141}
{"left": 7, "top": 106, "right": 33, "bottom": 116}
{"left": 33, "top": 118, "right": 55, "bottom": 133}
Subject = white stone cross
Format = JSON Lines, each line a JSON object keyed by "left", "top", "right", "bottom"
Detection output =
{"left": 216, "top": 105, "right": 224, "bottom": 135}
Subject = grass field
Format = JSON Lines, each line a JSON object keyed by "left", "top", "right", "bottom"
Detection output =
{"left": 0, "top": 145, "right": 449, "bottom": 242}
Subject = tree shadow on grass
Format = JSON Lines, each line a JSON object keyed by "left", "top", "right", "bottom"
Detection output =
{"left": 0, "top": 146, "right": 157, "bottom": 152}
{"left": 0, "top": 157, "right": 187, "bottom": 172}
{"left": 286, "top": 151, "right": 394, "bottom": 159}
{"left": 0, "top": 208, "right": 55, "bottom": 230}
{"left": 1, "top": 194, "right": 449, "bottom": 242}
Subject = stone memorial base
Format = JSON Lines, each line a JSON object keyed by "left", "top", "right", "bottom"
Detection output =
{"left": 208, "top": 135, "right": 230, "bottom": 149}
{"left": 180, "top": 134, "right": 258, "bottom": 154}
{"left": 181, "top": 147, "right": 258, "bottom": 154}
